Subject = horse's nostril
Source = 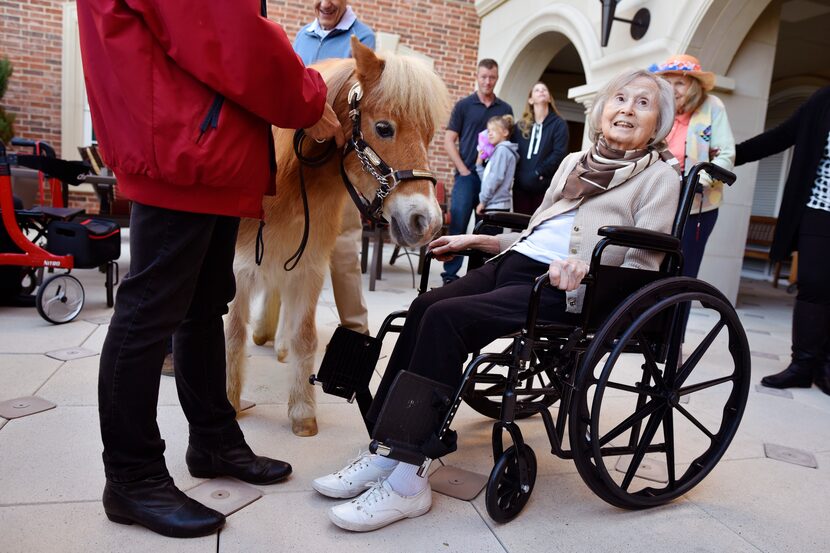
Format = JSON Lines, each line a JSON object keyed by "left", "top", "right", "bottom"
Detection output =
{"left": 410, "top": 213, "right": 428, "bottom": 235}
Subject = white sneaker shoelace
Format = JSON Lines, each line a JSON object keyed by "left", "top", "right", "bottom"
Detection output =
{"left": 334, "top": 451, "right": 373, "bottom": 486}
{"left": 351, "top": 480, "right": 390, "bottom": 514}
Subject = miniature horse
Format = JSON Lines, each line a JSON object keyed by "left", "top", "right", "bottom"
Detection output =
{"left": 226, "top": 39, "right": 450, "bottom": 436}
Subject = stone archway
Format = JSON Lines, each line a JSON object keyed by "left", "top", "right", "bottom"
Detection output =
{"left": 493, "top": 3, "right": 598, "bottom": 113}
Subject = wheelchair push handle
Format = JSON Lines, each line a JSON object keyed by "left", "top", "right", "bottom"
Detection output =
{"left": 691, "top": 161, "right": 737, "bottom": 187}
{"left": 675, "top": 162, "right": 737, "bottom": 239}
{"left": 10, "top": 137, "right": 56, "bottom": 158}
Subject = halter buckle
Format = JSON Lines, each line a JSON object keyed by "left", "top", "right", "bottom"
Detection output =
{"left": 347, "top": 82, "right": 363, "bottom": 105}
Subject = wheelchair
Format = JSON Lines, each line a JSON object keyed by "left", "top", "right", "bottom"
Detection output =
{"left": 0, "top": 138, "right": 120, "bottom": 323}
{"left": 311, "top": 162, "right": 750, "bottom": 523}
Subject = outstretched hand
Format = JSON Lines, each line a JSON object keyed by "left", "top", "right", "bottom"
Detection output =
{"left": 305, "top": 102, "right": 345, "bottom": 147}
{"left": 548, "top": 258, "right": 589, "bottom": 291}
{"left": 429, "top": 234, "right": 479, "bottom": 261}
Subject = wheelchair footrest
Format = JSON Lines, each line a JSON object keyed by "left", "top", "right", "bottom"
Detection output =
{"left": 311, "top": 326, "right": 381, "bottom": 401}
{"left": 370, "top": 371, "right": 458, "bottom": 464}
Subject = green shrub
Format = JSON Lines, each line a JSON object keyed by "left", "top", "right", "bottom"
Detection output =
{"left": 0, "top": 57, "right": 15, "bottom": 143}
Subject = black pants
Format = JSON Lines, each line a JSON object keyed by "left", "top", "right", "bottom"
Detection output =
{"left": 367, "top": 252, "right": 574, "bottom": 423}
{"left": 99, "top": 202, "right": 244, "bottom": 483}
{"left": 796, "top": 207, "right": 830, "bottom": 306}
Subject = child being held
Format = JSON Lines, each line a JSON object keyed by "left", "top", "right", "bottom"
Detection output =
{"left": 476, "top": 114, "right": 519, "bottom": 216}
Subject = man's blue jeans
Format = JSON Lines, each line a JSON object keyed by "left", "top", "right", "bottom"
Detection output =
{"left": 443, "top": 171, "right": 481, "bottom": 280}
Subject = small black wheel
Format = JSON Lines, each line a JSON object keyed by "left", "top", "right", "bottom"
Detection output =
{"left": 36, "top": 273, "right": 85, "bottom": 324}
{"left": 569, "top": 277, "right": 750, "bottom": 509}
{"left": 485, "top": 444, "right": 537, "bottom": 523}
{"left": 463, "top": 350, "right": 561, "bottom": 420}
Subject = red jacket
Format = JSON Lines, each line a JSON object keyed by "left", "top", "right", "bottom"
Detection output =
{"left": 76, "top": 0, "right": 327, "bottom": 219}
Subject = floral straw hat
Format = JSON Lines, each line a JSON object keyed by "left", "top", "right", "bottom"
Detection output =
{"left": 648, "top": 54, "right": 715, "bottom": 91}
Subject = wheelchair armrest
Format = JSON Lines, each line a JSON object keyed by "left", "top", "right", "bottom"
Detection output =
{"left": 597, "top": 226, "right": 680, "bottom": 253}
{"left": 480, "top": 211, "right": 531, "bottom": 230}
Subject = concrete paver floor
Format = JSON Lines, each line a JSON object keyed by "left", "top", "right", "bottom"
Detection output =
{"left": 1, "top": 233, "right": 828, "bottom": 552}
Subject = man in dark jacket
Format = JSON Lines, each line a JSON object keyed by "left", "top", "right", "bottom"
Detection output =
{"left": 77, "top": 0, "right": 342, "bottom": 538}
{"left": 736, "top": 87, "right": 830, "bottom": 395}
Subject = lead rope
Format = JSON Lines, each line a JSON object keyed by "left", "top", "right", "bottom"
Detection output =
{"left": 283, "top": 129, "right": 336, "bottom": 271}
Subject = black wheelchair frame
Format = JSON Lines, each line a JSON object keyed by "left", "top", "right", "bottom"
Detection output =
{"left": 312, "top": 162, "right": 751, "bottom": 523}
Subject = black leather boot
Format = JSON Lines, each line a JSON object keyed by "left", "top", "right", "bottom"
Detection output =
{"left": 762, "top": 300, "right": 826, "bottom": 389}
{"left": 186, "top": 442, "right": 292, "bottom": 485}
{"left": 103, "top": 474, "right": 225, "bottom": 538}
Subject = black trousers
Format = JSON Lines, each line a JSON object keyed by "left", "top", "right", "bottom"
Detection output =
{"left": 367, "top": 252, "right": 574, "bottom": 423}
{"left": 796, "top": 207, "right": 830, "bottom": 306}
{"left": 99, "top": 202, "right": 244, "bottom": 483}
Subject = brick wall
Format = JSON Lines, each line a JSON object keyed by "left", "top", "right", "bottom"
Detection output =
{"left": 0, "top": 0, "right": 64, "bottom": 154}
{"left": 268, "top": 0, "right": 482, "bottom": 184}
{"left": 1, "top": 0, "right": 481, "bottom": 208}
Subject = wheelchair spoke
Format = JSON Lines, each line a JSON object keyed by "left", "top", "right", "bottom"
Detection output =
{"left": 678, "top": 375, "right": 734, "bottom": 396}
{"left": 635, "top": 332, "right": 667, "bottom": 391}
{"left": 598, "top": 399, "right": 661, "bottom": 447}
{"left": 621, "top": 406, "right": 666, "bottom": 491}
{"left": 674, "top": 318, "right": 726, "bottom": 388}
{"left": 604, "top": 381, "right": 658, "bottom": 396}
{"left": 675, "top": 404, "right": 716, "bottom": 441}
{"left": 663, "top": 407, "right": 676, "bottom": 486}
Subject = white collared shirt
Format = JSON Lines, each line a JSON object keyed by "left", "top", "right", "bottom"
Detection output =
{"left": 308, "top": 6, "right": 357, "bottom": 38}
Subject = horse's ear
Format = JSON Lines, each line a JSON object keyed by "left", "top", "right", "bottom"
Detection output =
{"left": 352, "top": 35, "right": 384, "bottom": 87}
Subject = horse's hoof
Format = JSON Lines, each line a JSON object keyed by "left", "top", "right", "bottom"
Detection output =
{"left": 276, "top": 347, "right": 288, "bottom": 363}
{"left": 292, "top": 418, "right": 318, "bottom": 437}
{"left": 252, "top": 333, "right": 270, "bottom": 346}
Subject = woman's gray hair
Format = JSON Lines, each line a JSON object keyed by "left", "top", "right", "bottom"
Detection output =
{"left": 588, "top": 69, "right": 675, "bottom": 146}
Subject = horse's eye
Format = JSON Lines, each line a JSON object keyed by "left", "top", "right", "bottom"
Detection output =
{"left": 375, "top": 121, "right": 395, "bottom": 139}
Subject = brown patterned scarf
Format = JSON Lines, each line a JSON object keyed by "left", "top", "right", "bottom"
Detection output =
{"left": 563, "top": 137, "right": 679, "bottom": 200}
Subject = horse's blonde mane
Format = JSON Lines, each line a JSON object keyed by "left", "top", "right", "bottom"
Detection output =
{"left": 314, "top": 52, "right": 450, "bottom": 136}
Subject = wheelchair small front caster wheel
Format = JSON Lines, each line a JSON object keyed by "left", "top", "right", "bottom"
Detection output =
{"left": 36, "top": 273, "right": 84, "bottom": 324}
{"left": 485, "top": 444, "right": 536, "bottom": 523}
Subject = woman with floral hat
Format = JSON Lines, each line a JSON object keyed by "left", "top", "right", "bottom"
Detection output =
{"left": 649, "top": 55, "right": 735, "bottom": 279}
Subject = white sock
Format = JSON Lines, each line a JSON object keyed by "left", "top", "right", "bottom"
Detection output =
{"left": 369, "top": 453, "right": 398, "bottom": 469}
{"left": 385, "top": 462, "right": 428, "bottom": 496}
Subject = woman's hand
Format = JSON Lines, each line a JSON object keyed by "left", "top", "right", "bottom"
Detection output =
{"left": 475, "top": 202, "right": 485, "bottom": 215}
{"left": 429, "top": 234, "right": 499, "bottom": 261}
{"left": 548, "top": 258, "right": 589, "bottom": 291}
{"left": 305, "top": 102, "right": 345, "bottom": 147}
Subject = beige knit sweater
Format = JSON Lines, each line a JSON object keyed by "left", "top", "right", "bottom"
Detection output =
{"left": 496, "top": 151, "right": 681, "bottom": 312}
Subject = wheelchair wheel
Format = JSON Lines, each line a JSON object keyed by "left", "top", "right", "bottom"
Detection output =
{"left": 569, "top": 277, "right": 750, "bottom": 509}
{"left": 36, "top": 273, "right": 85, "bottom": 324}
{"left": 463, "top": 353, "right": 561, "bottom": 420}
{"left": 485, "top": 444, "right": 537, "bottom": 523}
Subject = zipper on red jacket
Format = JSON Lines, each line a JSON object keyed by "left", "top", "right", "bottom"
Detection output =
{"left": 196, "top": 94, "right": 224, "bottom": 143}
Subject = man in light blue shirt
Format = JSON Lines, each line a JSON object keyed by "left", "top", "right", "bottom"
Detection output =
{"left": 293, "top": 1, "right": 375, "bottom": 334}
{"left": 294, "top": 1, "right": 375, "bottom": 65}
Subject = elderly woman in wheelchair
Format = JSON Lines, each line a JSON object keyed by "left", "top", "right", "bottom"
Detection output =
{"left": 312, "top": 68, "right": 749, "bottom": 532}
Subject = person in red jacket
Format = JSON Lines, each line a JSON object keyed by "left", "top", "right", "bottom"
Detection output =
{"left": 76, "top": 0, "right": 342, "bottom": 538}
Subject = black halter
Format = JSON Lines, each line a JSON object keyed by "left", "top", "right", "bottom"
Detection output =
{"left": 339, "top": 82, "right": 437, "bottom": 226}
{"left": 285, "top": 80, "right": 437, "bottom": 271}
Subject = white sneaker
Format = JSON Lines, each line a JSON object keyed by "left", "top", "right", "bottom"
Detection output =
{"left": 312, "top": 452, "right": 396, "bottom": 499}
{"left": 328, "top": 480, "right": 432, "bottom": 532}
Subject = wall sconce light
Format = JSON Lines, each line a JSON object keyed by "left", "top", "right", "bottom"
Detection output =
{"left": 600, "top": 0, "right": 650, "bottom": 47}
